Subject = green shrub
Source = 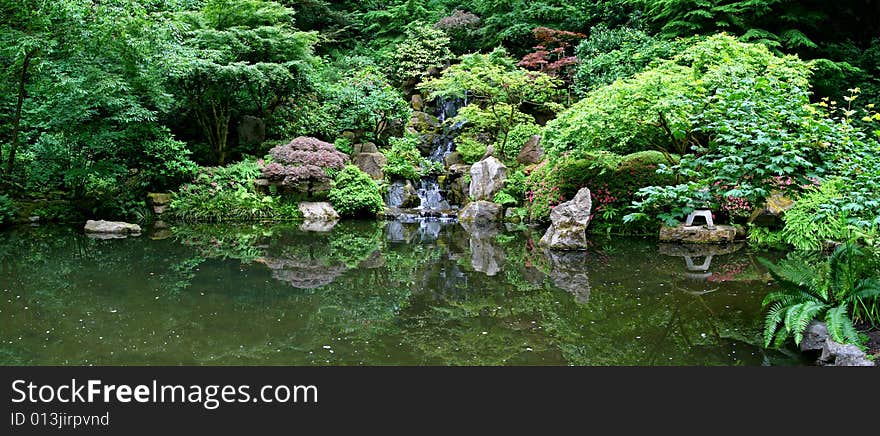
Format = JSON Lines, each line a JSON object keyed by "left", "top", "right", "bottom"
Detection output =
{"left": 0, "top": 195, "right": 16, "bottom": 225}
{"left": 170, "top": 159, "right": 301, "bottom": 222}
{"left": 329, "top": 165, "right": 385, "bottom": 217}
{"left": 383, "top": 136, "right": 423, "bottom": 181}
{"left": 455, "top": 137, "right": 488, "bottom": 165}
{"left": 781, "top": 180, "right": 852, "bottom": 251}
{"left": 546, "top": 34, "right": 811, "bottom": 158}
{"left": 573, "top": 25, "right": 686, "bottom": 97}
{"left": 334, "top": 138, "right": 353, "bottom": 155}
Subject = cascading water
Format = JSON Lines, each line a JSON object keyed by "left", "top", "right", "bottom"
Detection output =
{"left": 416, "top": 97, "right": 466, "bottom": 215}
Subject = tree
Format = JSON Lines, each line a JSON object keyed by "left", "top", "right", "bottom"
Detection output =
{"left": 173, "top": 0, "right": 317, "bottom": 164}
{"left": 421, "top": 48, "right": 561, "bottom": 161}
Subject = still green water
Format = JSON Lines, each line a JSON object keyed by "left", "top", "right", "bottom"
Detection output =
{"left": 0, "top": 221, "right": 803, "bottom": 365}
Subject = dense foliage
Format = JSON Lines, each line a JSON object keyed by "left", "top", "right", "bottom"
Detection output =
{"left": 761, "top": 243, "right": 880, "bottom": 347}
{"left": 328, "top": 165, "right": 385, "bottom": 217}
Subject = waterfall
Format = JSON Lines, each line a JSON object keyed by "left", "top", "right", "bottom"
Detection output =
{"left": 386, "top": 97, "right": 466, "bottom": 220}
{"left": 416, "top": 177, "right": 450, "bottom": 212}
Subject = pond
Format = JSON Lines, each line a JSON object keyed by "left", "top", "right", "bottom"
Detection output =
{"left": 0, "top": 221, "right": 806, "bottom": 365}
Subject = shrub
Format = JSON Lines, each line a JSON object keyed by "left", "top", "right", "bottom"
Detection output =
{"left": 385, "top": 23, "right": 453, "bottom": 85}
{"left": 0, "top": 195, "right": 16, "bottom": 225}
{"left": 140, "top": 133, "right": 199, "bottom": 191}
{"left": 573, "top": 25, "right": 685, "bottom": 97}
{"left": 261, "top": 137, "right": 349, "bottom": 186}
{"left": 170, "top": 159, "right": 301, "bottom": 222}
{"left": 329, "top": 166, "right": 385, "bottom": 217}
{"left": 546, "top": 34, "right": 811, "bottom": 158}
{"left": 382, "top": 136, "right": 423, "bottom": 181}
{"left": 781, "top": 179, "right": 852, "bottom": 251}
{"left": 456, "top": 136, "right": 488, "bottom": 165}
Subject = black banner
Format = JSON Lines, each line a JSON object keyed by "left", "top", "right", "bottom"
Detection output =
{"left": 1, "top": 366, "right": 876, "bottom": 433}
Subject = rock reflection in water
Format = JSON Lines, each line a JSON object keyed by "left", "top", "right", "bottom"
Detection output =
{"left": 543, "top": 250, "right": 591, "bottom": 304}
{"left": 459, "top": 221, "right": 504, "bottom": 276}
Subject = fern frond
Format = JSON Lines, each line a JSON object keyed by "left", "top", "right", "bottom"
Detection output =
{"left": 787, "top": 301, "right": 827, "bottom": 345}
{"left": 825, "top": 303, "right": 859, "bottom": 344}
{"left": 763, "top": 302, "right": 786, "bottom": 347}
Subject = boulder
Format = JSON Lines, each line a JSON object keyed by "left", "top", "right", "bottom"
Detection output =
{"left": 517, "top": 135, "right": 544, "bottom": 165}
{"left": 749, "top": 191, "right": 795, "bottom": 227}
{"left": 539, "top": 187, "right": 592, "bottom": 250}
{"left": 800, "top": 321, "right": 830, "bottom": 352}
{"left": 408, "top": 111, "right": 440, "bottom": 134}
{"left": 352, "top": 152, "right": 387, "bottom": 180}
{"left": 820, "top": 339, "right": 875, "bottom": 366}
{"left": 444, "top": 164, "right": 471, "bottom": 206}
{"left": 353, "top": 142, "right": 379, "bottom": 154}
{"left": 411, "top": 94, "right": 424, "bottom": 111}
{"left": 237, "top": 115, "right": 266, "bottom": 146}
{"left": 84, "top": 220, "right": 141, "bottom": 235}
{"left": 146, "top": 192, "right": 172, "bottom": 206}
{"left": 298, "top": 202, "right": 339, "bottom": 221}
{"left": 468, "top": 156, "right": 507, "bottom": 201}
{"left": 659, "top": 225, "right": 737, "bottom": 244}
{"left": 386, "top": 180, "right": 421, "bottom": 209}
{"left": 444, "top": 151, "right": 464, "bottom": 168}
{"left": 458, "top": 201, "right": 503, "bottom": 225}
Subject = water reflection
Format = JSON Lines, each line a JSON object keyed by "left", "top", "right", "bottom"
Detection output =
{"left": 0, "top": 223, "right": 803, "bottom": 366}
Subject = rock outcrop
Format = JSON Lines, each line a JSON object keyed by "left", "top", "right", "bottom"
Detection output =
{"left": 352, "top": 152, "right": 387, "bottom": 180}
{"left": 468, "top": 156, "right": 507, "bottom": 201}
{"left": 748, "top": 191, "right": 795, "bottom": 227}
{"left": 539, "top": 187, "right": 592, "bottom": 250}
{"left": 517, "top": 135, "right": 544, "bottom": 165}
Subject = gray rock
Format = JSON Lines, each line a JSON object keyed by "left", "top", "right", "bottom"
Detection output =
{"left": 539, "top": 187, "right": 592, "bottom": 250}
{"left": 659, "top": 225, "right": 738, "bottom": 244}
{"left": 411, "top": 94, "right": 424, "bottom": 111}
{"left": 458, "top": 201, "right": 502, "bottom": 225}
{"left": 445, "top": 164, "right": 471, "bottom": 206}
{"left": 748, "top": 191, "right": 795, "bottom": 228}
{"left": 468, "top": 156, "right": 507, "bottom": 201}
{"left": 444, "top": 151, "right": 464, "bottom": 168}
{"left": 800, "top": 321, "right": 830, "bottom": 352}
{"left": 819, "top": 339, "right": 875, "bottom": 366}
{"left": 517, "top": 135, "right": 543, "bottom": 165}
{"left": 353, "top": 142, "right": 379, "bottom": 154}
{"left": 298, "top": 202, "right": 339, "bottom": 221}
{"left": 84, "top": 220, "right": 141, "bottom": 235}
{"left": 352, "top": 152, "right": 387, "bottom": 180}
{"left": 146, "top": 192, "right": 172, "bottom": 206}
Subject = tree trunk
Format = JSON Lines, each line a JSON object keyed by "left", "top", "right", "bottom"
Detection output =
{"left": 7, "top": 50, "right": 33, "bottom": 175}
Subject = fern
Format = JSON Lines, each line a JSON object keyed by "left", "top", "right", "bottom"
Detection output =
{"left": 759, "top": 242, "right": 880, "bottom": 348}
